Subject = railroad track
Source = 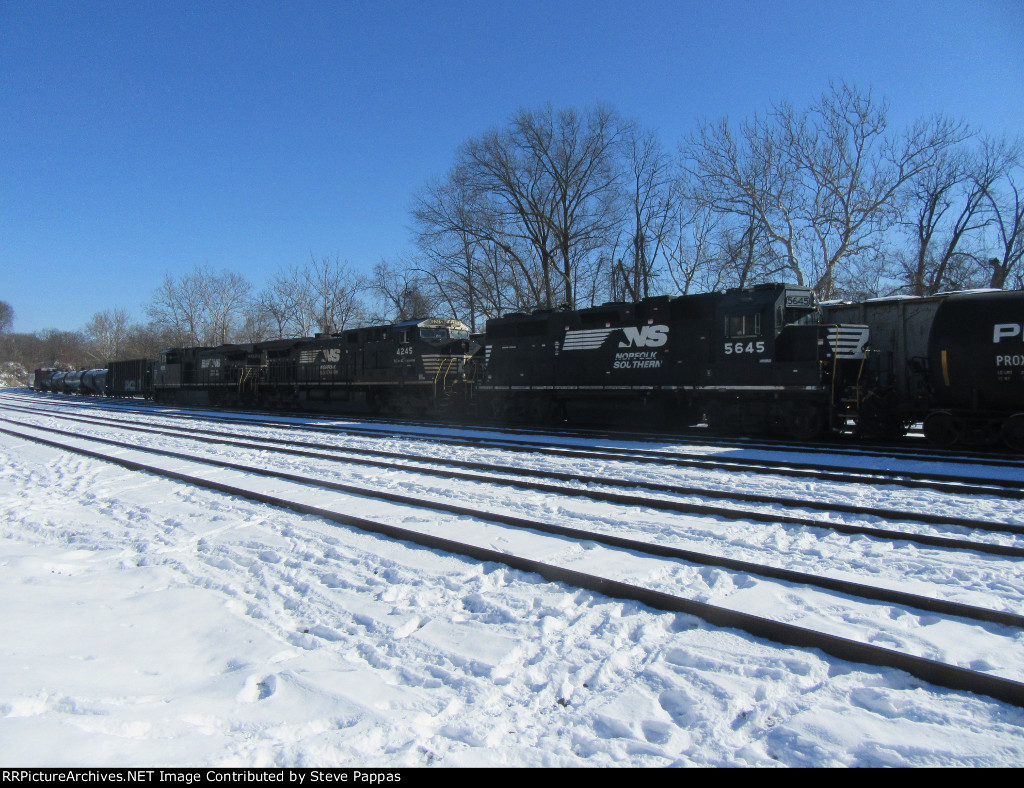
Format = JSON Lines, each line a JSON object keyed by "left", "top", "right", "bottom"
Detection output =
{"left": 13, "top": 389, "right": 1024, "bottom": 473}
{"left": 3, "top": 403, "right": 1024, "bottom": 558}
{"left": 3, "top": 398, "right": 1024, "bottom": 708}
{"left": 6, "top": 392, "right": 1023, "bottom": 498}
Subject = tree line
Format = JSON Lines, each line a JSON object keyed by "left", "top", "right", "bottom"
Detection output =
{"left": 2, "top": 81, "right": 1022, "bottom": 378}
{"left": 412, "top": 82, "right": 1022, "bottom": 328}
{"left": 0, "top": 255, "right": 373, "bottom": 376}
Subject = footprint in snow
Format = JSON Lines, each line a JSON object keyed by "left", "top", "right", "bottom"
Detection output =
{"left": 238, "top": 673, "right": 278, "bottom": 702}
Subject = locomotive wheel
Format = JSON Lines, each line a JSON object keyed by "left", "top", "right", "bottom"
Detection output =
{"left": 786, "top": 406, "right": 824, "bottom": 441}
{"left": 1004, "top": 414, "right": 1024, "bottom": 452}
{"left": 923, "top": 411, "right": 960, "bottom": 447}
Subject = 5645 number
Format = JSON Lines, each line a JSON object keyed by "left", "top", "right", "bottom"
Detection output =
{"left": 723, "top": 341, "right": 765, "bottom": 355}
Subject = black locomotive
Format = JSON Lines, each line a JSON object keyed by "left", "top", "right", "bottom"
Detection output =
{"left": 29, "top": 284, "right": 1024, "bottom": 449}
{"left": 150, "top": 317, "right": 477, "bottom": 414}
{"left": 479, "top": 283, "right": 868, "bottom": 439}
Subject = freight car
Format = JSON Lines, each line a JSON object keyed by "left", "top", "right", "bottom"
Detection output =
{"left": 823, "top": 289, "right": 1024, "bottom": 449}
{"left": 106, "top": 359, "right": 153, "bottom": 398}
{"left": 31, "top": 367, "right": 108, "bottom": 395}
{"left": 477, "top": 283, "right": 869, "bottom": 440}
{"left": 30, "top": 368, "right": 58, "bottom": 392}
{"left": 151, "top": 317, "right": 477, "bottom": 413}
{"left": 81, "top": 368, "right": 108, "bottom": 395}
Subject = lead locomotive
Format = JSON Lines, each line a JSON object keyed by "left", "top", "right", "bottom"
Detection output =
{"left": 478, "top": 283, "right": 868, "bottom": 439}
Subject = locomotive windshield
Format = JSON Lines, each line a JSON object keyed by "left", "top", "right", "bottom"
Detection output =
{"left": 783, "top": 307, "right": 819, "bottom": 326}
{"left": 418, "top": 327, "right": 471, "bottom": 341}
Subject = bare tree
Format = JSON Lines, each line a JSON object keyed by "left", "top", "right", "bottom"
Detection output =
{"left": 37, "top": 329, "right": 89, "bottom": 369}
{"left": 462, "top": 123, "right": 559, "bottom": 308}
{"left": 257, "top": 266, "right": 314, "bottom": 338}
{"left": 412, "top": 166, "right": 497, "bottom": 329}
{"left": 895, "top": 135, "right": 993, "bottom": 294}
{"left": 662, "top": 194, "right": 721, "bottom": 294}
{"left": 0, "top": 302, "right": 13, "bottom": 334}
{"left": 979, "top": 137, "right": 1024, "bottom": 289}
{"left": 147, "top": 270, "right": 206, "bottom": 347}
{"left": 781, "top": 85, "right": 969, "bottom": 297}
{"left": 85, "top": 308, "right": 132, "bottom": 364}
{"left": 118, "top": 323, "right": 178, "bottom": 361}
{"left": 451, "top": 104, "right": 624, "bottom": 310}
{"left": 258, "top": 255, "right": 366, "bottom": 338}
{"left": 521, "top": 105, "right": 624, "bottom": 307}
{"left": 252, "top": 284, "right": 295, "bottom": 340}
{"left": 201, "top": 269, "right": 252, "bottom": 345}
{"left": 146, "top": 265, "right": 254, "bottom": 346}
{"left": 236, "top": 301, "right": 274, "bottom": 344}
{"left": 300, "top": 254, "right": 365, "bottom": 334}
{"left": 684, "top": 110, "right": 805, "bottom": 287}
{"left": 614, "top": 124, "right": 676, "bottom": 300}
{"left": 369, "top": 259, "right": 439, "bottom": 322}
{"left": 683, "top": 83, "right": 969, "bottom": 298}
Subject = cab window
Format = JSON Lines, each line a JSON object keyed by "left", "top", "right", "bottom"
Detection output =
{"left": 725, "top": 313, "right": 761, "bottom": 338}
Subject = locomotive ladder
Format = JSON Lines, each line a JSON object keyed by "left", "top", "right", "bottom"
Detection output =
{"left": 237, "top": 366, "right": 260, "bottom": 396}
{"left": 827, "top": 324, "right": 870, "bottom": 419}
{"left": 433, "top": 356, "right": 474, "bottom": 411}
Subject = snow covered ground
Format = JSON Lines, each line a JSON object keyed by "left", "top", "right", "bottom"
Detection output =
{"left": 2, "top": 390, "right": 1024, "bottom": 767}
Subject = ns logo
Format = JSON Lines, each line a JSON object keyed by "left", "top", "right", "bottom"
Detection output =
{"left": 618, "top": 325, "right": 669, "bottom": 348}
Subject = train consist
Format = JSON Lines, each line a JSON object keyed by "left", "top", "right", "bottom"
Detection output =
{"left": 30, "top": 283, "right": 1024, "bottom": 449}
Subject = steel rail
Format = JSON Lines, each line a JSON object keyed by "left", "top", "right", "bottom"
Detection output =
{"left": 4, "top": 416, "right": 1024, "bottom": 626}
{"left": 7, "top": 416, "right": 1024, "bottom": 628}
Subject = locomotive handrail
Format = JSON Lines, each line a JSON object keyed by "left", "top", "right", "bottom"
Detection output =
{"left": 433, "top": 356, "right": 456, "bottom": 402}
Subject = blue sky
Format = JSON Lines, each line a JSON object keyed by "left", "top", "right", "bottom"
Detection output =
{"left": 2, "top": 0, "right": 1022, "bottom": 333}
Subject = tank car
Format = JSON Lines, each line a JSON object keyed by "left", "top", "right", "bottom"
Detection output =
{"left": 823, "top": 289, "right": 1024, "bottom": 449}
{"left": 48, "top": 371, "right": 69, "bottom": 393}
{"left": 479, "top": 283, "right": 868, "bottom": 439}
{"left": 81, "top": 368, "right": 108, "bottom": 395}
{"left": 61, "top": 370, "right": 87, "bottom": 394}
{"left": 927, "top": 291, "right": 1024, "bottom": 448}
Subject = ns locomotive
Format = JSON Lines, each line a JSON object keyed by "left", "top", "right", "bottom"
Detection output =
{"left": 149, "top": 317, "right": 477, "bottom": 413}
{"left": 479, "top": 282, "right": 868, "bottom": 440}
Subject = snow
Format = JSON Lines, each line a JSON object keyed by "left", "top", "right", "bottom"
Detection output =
{"left": 2, "top": 389, "right": 1024, "bottom": 767}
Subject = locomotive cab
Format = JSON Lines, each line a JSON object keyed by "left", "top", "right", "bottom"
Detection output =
{"left": 390, "top": 318, "right": 479, "bottom": 411}
{"left": 710, "top": 284, "right": 826, "bottom": 384}
{"left": 703, "top": 284, "right": 868, "bottom": 438}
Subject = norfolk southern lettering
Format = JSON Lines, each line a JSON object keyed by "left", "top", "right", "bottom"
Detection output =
{"left": 613, "top": 350, "right": 662, "bottom": 369}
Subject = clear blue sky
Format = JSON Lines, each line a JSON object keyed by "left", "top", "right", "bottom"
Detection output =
{"left": 2, "top": 0, "right": 1022, "bottom": 333}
